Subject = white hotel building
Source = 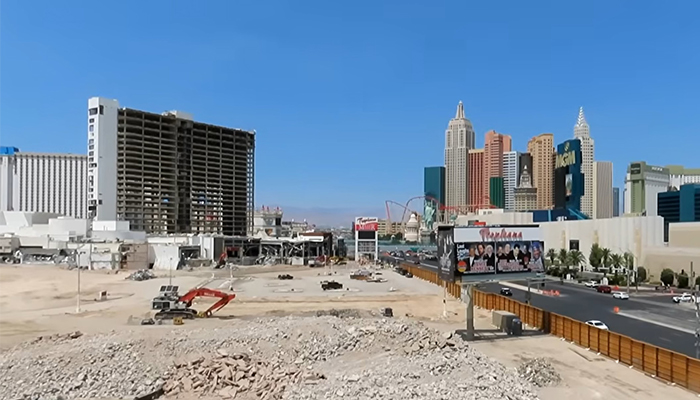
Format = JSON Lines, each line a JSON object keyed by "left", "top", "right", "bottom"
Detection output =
{"left": 0, "top": 148, "right": 88, "bottom": 218}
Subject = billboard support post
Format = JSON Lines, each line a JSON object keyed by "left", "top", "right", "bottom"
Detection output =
{"left": 463, "top": 284, "right": 475, "bottom": 340}
{"left": 442, "top": 281, "right": 447, "bottom": 318}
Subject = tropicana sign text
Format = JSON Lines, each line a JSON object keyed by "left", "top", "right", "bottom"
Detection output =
{"left": 479, "top": 227, "right": 524, "bottom": 241}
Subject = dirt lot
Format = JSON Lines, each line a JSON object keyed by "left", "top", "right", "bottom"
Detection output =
{"left": 0, "top": 263, "right": 697, "bottom": 400}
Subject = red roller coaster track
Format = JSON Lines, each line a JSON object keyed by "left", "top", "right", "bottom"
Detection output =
{"left": 384, "top": 196, "right": 498, "bottom": 233}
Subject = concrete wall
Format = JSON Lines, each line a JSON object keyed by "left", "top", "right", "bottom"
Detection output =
{"left": 668, "top": 222, "right": 700, "bottom": 248}
{"left": 150, "top": 245, "right": 181, "bottom": 270}
{"left": 643, "top": 222, "right": 700, "bottom": 281}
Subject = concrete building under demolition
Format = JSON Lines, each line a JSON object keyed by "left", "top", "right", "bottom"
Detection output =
{"left": 87, "top": 97, "right": 255, "bottom": 236}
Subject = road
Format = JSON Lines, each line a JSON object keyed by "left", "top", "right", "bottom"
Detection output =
{"left": 380, "top": 254, "right": 699, "bottom": 358}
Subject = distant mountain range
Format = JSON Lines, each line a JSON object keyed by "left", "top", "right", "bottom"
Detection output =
{"left": 273, "top": 205, "right": 385, "bottom": 228}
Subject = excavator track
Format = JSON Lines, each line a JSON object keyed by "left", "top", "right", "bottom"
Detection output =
{"left": 154, "top": 309, "right": 198, "bottom": 320}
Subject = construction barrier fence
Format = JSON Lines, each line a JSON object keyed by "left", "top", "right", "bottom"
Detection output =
{"left": 399, "top": 262, "right": 700, "bottom": 394}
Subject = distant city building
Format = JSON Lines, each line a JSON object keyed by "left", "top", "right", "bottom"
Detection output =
{"left": 517, "top": 153, "right": 533, "bottom": 185}
{"left": 489, "top": 176, "right": 505, "bottom": 209}
{"left": 467, "top": 148, "right": 485, "bottom": 207}
{"left": 0, "top": 146, "right": 88, "bottom": 218}
{"left": 444, "top": 101, "right": 475, "bottom": 209}
{"left": 657, "top": 184, "right": 700, "bottom": 241}
{"left": 667, "top": 165, "right": 700, "bottom": 189}
{"left": 554, "top": 139, "right": 584, "bottom": 213}
{"left": 573, "top": 107, "right": 595, "bottom": 217}
{"left": 483, "top": 130, "right": 512, "bottom": 203}
{"left": 527, "top": 134, "right": 554, "bottom": 209}
{"left": 377, "top": 218, "right": 402, "bottom": 236}
{"left": 88, "top": 97, "right": 255, "bottom": 235}
{"left": 613, "top": 187, "right": 620, "bottom": 217}
{"left": 624, "top": 162, "right": 670, "bottom": 216}
{"left": 514, "top": 165, "right": 537, "bottom": 211}
{"left": 593, "top": 161, "right": 613, "bottom": 219}
{"left": 423, "top": 166, "right": 446, "bottom": 207}
{"left": 503, "top": 151, "right": 520, "bottom": 210}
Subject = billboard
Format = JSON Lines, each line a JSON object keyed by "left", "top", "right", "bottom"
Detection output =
{"left": 554, "top": 139, "right": 584, "bottom": 211}
{"left": 436, "top": 225, "right": 456, "bottom": 282}
{"left": 453, "top": 226, "right": 545, "bottom": 277}
{"left": 354, "top": 217, "right": 379, "bottom": 231}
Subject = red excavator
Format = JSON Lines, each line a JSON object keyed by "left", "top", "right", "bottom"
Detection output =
{"left": 152, "top": 285, "right": 236, "bottom": 320}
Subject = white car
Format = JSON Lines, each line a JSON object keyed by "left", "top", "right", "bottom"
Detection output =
{"left": 612, "top": 292, "right": 629, "bottom": 300}
{"left": 585, "top": 320, "right": 609, "bottom": 330}
{"left": 584, "top": 281, "right": 598, "bottom": 288}
{"left": 672, "top": 293, "right": 696, "bottom": 304}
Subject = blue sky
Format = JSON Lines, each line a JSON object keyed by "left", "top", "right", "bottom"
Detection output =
{"left": 2, "top": 1, "right": 699, "bottom": 221}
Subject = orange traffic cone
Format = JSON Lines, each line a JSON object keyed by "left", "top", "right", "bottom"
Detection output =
{"left": 613, "top": 306, "right": 620, "bottom": 313}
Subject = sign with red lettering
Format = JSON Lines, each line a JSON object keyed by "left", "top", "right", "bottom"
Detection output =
{"left": 479, "top": 227, "right": 523, "bottom": 241}
{"left": 354, "top": 217, "right": 379, "bottom": 232}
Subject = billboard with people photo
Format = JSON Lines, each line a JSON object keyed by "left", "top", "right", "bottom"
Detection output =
{"left": 453, "top": 226, "right": 545, "bottom": 277}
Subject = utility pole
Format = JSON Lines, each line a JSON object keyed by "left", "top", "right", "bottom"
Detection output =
{"left": 169, "top": 257, "right": 174, "bottom": 286}
{"left": 76, "top": 254, "right": 82, "bottom": 313}
{"left": 525, "top": 279, "right": 532, "bottom": 304}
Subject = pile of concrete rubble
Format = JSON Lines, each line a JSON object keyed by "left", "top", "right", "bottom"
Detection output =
{"left": 517, "top": 357, "right": 562, "bottom": 387}
{"left": 164, "top": 350, "right": 325, "bottom": 399}
{"left": 0, "top": 314, "right": 541, "bottom": 400}
{"left": 125, "top": 269, "right": 156, "bottom": 281}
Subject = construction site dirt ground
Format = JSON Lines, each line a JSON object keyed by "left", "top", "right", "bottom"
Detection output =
{"left": 0, "top": 263, "right": 696, "bottom": 400}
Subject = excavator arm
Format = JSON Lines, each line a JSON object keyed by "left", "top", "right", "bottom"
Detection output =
{"left": 179, "top": 288, "right": 236, "bottom": 317}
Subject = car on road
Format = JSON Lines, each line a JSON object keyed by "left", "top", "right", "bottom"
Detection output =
{"left": 612, "top": 291, "right": 629, "bottom": 300}
{"left": 585, "top": 320, "right": 609, "bottom": 330}
{"left": 672, "top": 293, "right": 697, "bottom": 304}
{"left": 499, "top": 288, "right": 513, "bottom": 296}
{"left": 584, "top": 281, "right": 599, "bottom": 288}
{"left": 596, "top": 285, "right": 612, "bottom": 294}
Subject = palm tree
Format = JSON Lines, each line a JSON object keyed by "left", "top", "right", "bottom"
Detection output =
{"left": 557, "top": 249, "right": 569, "bottom": 268}
{"left": 567, "top": 250, "right": 587, "bottom": 277}
{"left": 624, "top": 252, "right": 635, "bottom": 288}
{"left": 546, "top": 248, "right": 557, "bottom": 267}
{"left": 589, "top": 243, "right": 602, "bottom": 272}
{"left": 610, "top": 253, "right": 623, "bottom": 273}
{"left": 600, "top": 248, "right": 611, "bottom": 272}
{"left": 557, "top": 249, "right": 569, "bottom": 282}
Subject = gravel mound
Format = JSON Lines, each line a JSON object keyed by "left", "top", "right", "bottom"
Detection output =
{"left": 0, "top": 315, "right": 540, "bottom": 400}
{"left": 517, "top": 357, "right": 562, "bottom": 387}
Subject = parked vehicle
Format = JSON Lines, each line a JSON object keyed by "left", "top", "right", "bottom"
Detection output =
{"left": 585, "top": 320, "right": 609, "bottom": 330}
{"left": 596, "top": 285, "right": 612, "bottom": 293}
{"left": 612, "top": 291, "right": 629, "bottom": 300}
{"left": 672, "top": 293, "right": 697, "bottom": 304}
{"left": 584, "top": 281, "right": 599, "bottom": 288}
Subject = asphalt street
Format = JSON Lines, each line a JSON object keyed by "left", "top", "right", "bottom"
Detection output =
{"left": 380, "top": 254, "right": 699, "bottom": 358}
{"left": 481, "top": 282, "right": 698, "bottom": 358}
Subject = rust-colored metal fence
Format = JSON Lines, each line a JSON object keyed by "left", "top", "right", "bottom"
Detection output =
{"left": 399, "top": 263, "right": 700, "bottom": 394}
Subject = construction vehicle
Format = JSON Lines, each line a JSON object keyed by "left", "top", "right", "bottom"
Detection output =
{"left": 151, "top": 285, "right": 236, "bottom": 320}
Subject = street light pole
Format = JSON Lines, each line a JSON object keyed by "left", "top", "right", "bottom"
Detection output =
{"left": 76, "top": 258, "right": 82, "bottom": 313}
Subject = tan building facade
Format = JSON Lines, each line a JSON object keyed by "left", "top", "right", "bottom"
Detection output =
{"left": 593, "top": 161, "right": 614, "bottom": 219}
{"left": 643, "top": 222, "right": 700, "bottom": 283}
{"left": 468, "top": 148, "right": 485, "bottom": 207}
{"left": 483, "top": 130, "right": 512, "bottom": 203}
{"left": 527, "top": 133, "right": 555, "bottom": 209}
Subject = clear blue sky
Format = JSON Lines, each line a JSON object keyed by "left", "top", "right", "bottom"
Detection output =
{"left": 2, "top": 1, "right": 699, "bottom": 215}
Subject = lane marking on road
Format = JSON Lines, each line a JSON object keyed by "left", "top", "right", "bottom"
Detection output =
{"left": 615, "top": 311, "right": 696, "bottom": 335}
{"left": 498, "top": 281, "right": 566, "bottom": 297}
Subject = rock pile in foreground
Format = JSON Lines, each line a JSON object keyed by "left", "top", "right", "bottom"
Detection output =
{"left": 0, "top": 312, "right": 540, "bottom": 400}
{"left": 517, "top": 357, "right": 562, "bottom": 387}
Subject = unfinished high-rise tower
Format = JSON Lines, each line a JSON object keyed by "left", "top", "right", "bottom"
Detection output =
{"left": 87, "top": 97, "right": 255, "bottom": 236}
